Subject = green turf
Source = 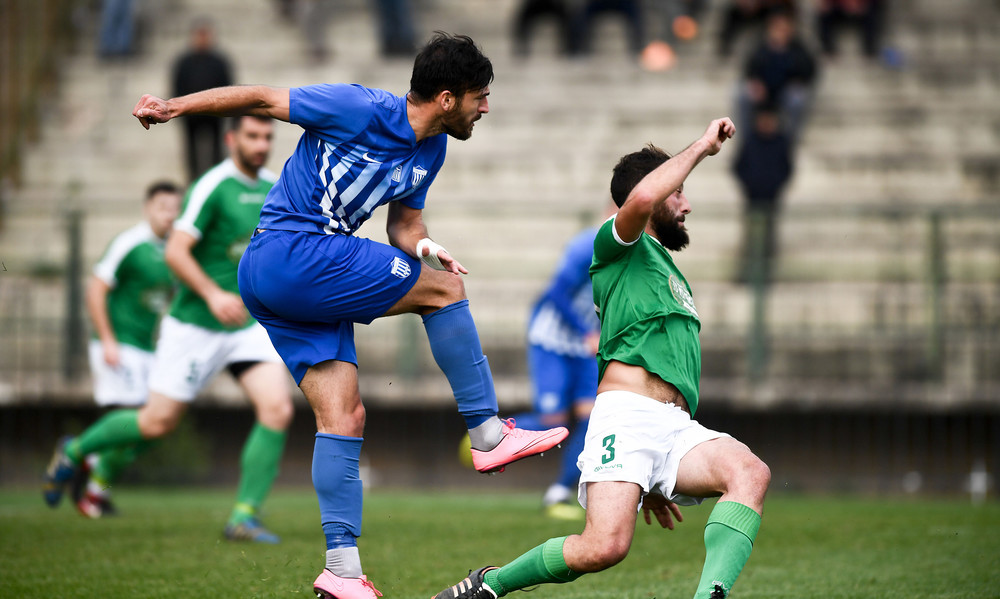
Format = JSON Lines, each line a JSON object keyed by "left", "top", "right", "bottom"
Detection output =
{"left": 1, "top": 488, "right": 998, "bottom": 598}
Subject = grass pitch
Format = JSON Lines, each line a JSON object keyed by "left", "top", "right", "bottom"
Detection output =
{"left": 1, "top": 487, "right": 998, "bottom": 598}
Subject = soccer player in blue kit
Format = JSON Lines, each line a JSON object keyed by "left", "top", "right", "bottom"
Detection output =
{"left": 132, "top": 33, "right": 568, "bottom": 598}
{"left": 518, "top": 224, "right": 601, "bottom": 519}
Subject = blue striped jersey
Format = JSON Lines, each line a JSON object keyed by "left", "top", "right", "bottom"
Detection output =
{"left": 527, "top": 227, "right": 601, "bottom": 357}
{"left": 258, "top": 83, "right": 447, "bottom": 235}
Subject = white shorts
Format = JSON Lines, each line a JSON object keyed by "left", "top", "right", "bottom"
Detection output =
{"left": 148, "top": 316, "right": 283, "bottom": 401}
{"left": 577, "top": 390, "right": 729, "bottom": 509}
{"left": 88, "top": 340, "right": 155, "bottom": 406}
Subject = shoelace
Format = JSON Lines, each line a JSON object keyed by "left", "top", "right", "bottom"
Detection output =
{"left": 500, "top": 418, "right": 526, "bottom": 437}
{"left": 360, "top": 576, "right": 383, "bottom": 597}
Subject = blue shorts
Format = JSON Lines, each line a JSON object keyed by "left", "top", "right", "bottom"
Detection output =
{"left": 527, "top": 344, "right": 598, "bottom": 415}
{"left": 238, "top": 229, "right": 421, "bottom": 383}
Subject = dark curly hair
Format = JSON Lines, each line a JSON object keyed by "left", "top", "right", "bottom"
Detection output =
{"left": 609, "top": 144, "right": 672, "bottom": 208}
{"left": 409, "top": 32, "right": 494, "bottom": 102}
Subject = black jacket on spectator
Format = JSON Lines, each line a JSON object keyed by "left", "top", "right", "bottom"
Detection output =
{"left": 744, "top": 38, "right": 816, "bottom": 100}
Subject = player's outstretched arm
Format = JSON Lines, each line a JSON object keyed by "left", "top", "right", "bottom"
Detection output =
{"left": 614, "top": 118, "right": 735, "bottom": 243}
{"left": 132, "top": 85, "right": 291, "bottom": 129}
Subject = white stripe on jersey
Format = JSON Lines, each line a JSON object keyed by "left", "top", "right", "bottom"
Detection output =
{"left": 527, "top": 303, "right": 592, "bottom": 357}
{"left": 93, "top": 222, "right": 158, "bottom": 286}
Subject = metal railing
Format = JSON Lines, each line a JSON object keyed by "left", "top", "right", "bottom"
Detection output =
{"left": 1, "top": 203, "right": 998, "bottom": 408}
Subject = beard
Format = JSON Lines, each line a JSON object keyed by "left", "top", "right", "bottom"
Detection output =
{"left": 650, "top": 205, "right": 689, "bottom": 251}
{"left": 235, "top": 146, "right": 267, "bottom": 173}
{"left": 442, "top": 102, "right": 476, "bottom": 140}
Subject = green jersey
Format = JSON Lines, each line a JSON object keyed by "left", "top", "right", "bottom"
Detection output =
{"left": 169, "top": 158, "right": 277, "bottom": 331}
{"left": 590, "top": 216, "right": 703, "bottom": 414}
{"left": 92, "top": 222, "right": 174, "bottom": 352}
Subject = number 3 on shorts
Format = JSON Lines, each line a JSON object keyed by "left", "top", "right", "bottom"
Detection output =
{"left": 601, "top": 434, "right": 616, "bottom": 464}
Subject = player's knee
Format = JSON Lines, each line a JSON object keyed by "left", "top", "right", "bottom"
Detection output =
{"left": 259, "top": 396, "right": 294, "bottom": 430}
{"left": 138, "top": 409, "right": 181, "bottom": 439}
{"left": 429, "top": 271, "right": 467, "bottom": 308}
{"left": 574, "top": 532, "right": 631, "bottom": 572}
{"left": 588, "top": 538, "right": 631, "bottom": 571}
{"left": 734, "top": 453, "right": 771, "bottom": 500}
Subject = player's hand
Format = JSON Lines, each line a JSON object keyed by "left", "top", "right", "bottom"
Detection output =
{"left": 207, "top": 290, "right": 249, "bottom": 327}
{"left": 642, "top": 492, "right": 683, "bottom": 530}
{"left": 433, "top": 248, "right": 469, "bottom": 276}
{"left": 585, "top": 332, "right": 600, "bottom": 356}
{"left": 133, "top": 94, "right": 172, "bottom": 129}
{"left": 102, "top": 339, "right": 121, "bottom": 368}
{"left": 701, "top": 117, "right": 735, "bottom": 157}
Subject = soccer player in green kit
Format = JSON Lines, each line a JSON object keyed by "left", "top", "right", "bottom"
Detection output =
{"left": 45, "top": 115, "right": 294, "bottom": 543}
{"left": 432, "top": 117, "right": 772, "bottom": 599}
{"left": 72, "top": 181, "right": 181, "bottom": 518}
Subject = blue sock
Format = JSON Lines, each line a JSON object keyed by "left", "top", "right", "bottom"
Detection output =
{"left": 422, "top": 300, "right": 498, "bottom": 428}
{"left": 313, "top": 433, "right": 363, "bottom": 550}
{"left": 557, "top": 419, "right": 588, "bottom": 489}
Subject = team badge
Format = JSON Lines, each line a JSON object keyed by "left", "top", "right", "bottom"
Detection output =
{"left": 669, "top": 274, "right": 699, "bottom": 318}
{"left": 390, "top": 257, "right": 411, "bottom": 279}
{"left": 411, "top": 166, "right": 427, "bottom": 186}
{"left": 392, "top": 166, "right": 402, "bottom": 183}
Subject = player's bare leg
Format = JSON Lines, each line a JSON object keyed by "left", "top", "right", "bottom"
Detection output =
{"left": 674, "top": 437, "right": 771, "bottom": 598}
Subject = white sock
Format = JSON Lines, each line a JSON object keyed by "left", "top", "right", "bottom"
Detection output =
{"left": 325, "top": 547, "right": 363, "bottom": 578}
{"left": 543, "top": 484, "right": 572, "bottom": 506}
{"left": 467, "top": 416, "right": 505, "bottom": 451}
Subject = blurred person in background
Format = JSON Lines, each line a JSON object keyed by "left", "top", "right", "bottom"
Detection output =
{"left": 172, "top": 17, "right": 234, "bottom": 182}
{"left": 99, "top": 0, "right": 136, "bottom": 59}
{"left": 70, "top": 181, "right": 181, "bottom": 519}
{"left": 716, "top": 0, "right": 797, "bottom": 58}
{"left": 816, "top": 0, "right": 885, "bottom": 60}
{"left": 300, "top": 0, "right": 418, "bottom": 62}
{"left": 433, "top": 118, "right": 770, "bottom": 599}
{"left": 45, "top": 116, "right": 294, "bottom": 545}
{"left": 129, "top": 32, "right": 568, "bottom": 599}
{"left": 512, "top": 0, "right": 576, "bottom": 57}
{"left": 570, "top": 0, "right": 646, "bottom": 58}
{"left": 640, "top": 0, "right": 706, "bottom": 71}
{"left": 509, "top": 211, "right": 611, "bottom": 520}
{"left": 735, "top": 7, "right": 817, "bottom": 145}
{"left": 732, "top": 103, "right": 793, "bottom": 285}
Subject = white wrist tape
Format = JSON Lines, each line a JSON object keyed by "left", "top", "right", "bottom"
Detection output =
{"left": 416, "top": 237, "right": 447, "bottom": 270}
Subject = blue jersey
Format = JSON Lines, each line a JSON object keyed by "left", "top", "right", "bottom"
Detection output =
{"left": 258, "top": 83, "right": 448, "bottom": 235}
{"left": 527, "top": 227, "right": 601, "bottom": 358}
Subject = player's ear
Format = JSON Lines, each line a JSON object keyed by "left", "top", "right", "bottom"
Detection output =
{"left": 437, "top": 90, "right": 456, "bottom": 112}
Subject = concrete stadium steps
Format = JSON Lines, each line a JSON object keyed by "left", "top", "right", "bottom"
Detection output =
{"left": 3, "top": 0, "right": 999, "bottom": 399}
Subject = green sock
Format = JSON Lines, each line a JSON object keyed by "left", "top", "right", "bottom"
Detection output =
{"left": 67, "top": 410, "right": 143, "bottom": 464}
{"left": 693, "top": 501, "right": 761, "bottom": 599}
{"left": 93, "top": 440, "right": 155, "bottom": 485}
{"left": 485, "top": 537, "right": 583, "bottom": 596}
{"left": 229, "top": 423, "right": 286, "bottom": 524}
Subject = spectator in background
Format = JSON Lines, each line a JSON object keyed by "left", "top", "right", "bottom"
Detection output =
{"left": 301, "top": 0, "right": 418, "bottom": 61}
{"left": 171, "top": 18, "right": 234, "bottom": 183}
{"left": 373, "top": 0, "right": 418, "bottom": 57}
{"left": 512, "top": 0, "right": 576, "bottom": 57}
{"left": 816, "top": 0, "right": 885, "bottom": 60}
{"left": 640, "top": 0, "right": 706, "bottom": 71}
{"left": 732, "top": 103, "right": 793, "bottom": 285}
{"left": 571, "top": 0, "right": 646, "bottom": 58}
{"left": 736, "top": 7, "right": 817, "bottom": 145}
{"left": 717, "top": 0, "right": 796, "bottom": 58}
{"left": 99, "top": 0, "right": 136, "bottom": 58}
